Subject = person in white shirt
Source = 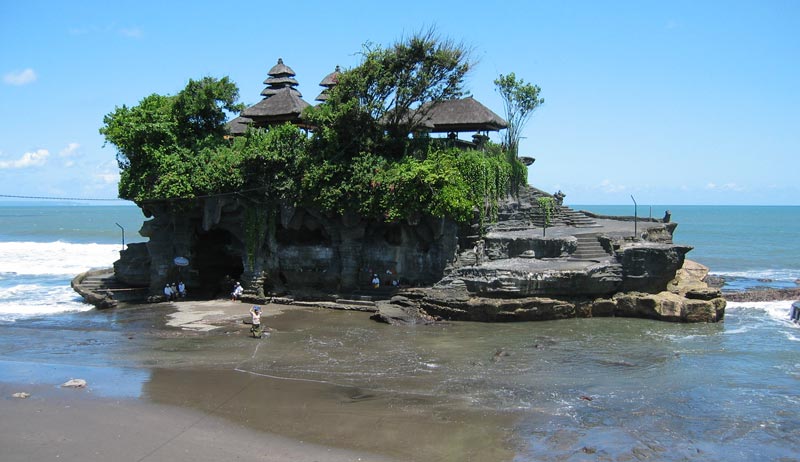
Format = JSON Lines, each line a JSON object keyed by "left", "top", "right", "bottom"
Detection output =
{"left": 249, "top": 305, "right": 263, "bottom": 338}
{"left": 231, "top": 282, "right": 244, "bottom": 301}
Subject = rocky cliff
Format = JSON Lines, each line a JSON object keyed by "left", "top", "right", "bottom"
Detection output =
{"left": 111, "top": 186, "right": 724, "bottom": 323}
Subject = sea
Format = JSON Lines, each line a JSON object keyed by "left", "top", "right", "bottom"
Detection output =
{"left": 1, "top": 203, "right": 799, "bottom": 461}
{"left": 0, "top": 204, "right": 147, "bottom": 322}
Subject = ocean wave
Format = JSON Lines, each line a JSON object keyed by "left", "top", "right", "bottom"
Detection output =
{"left": 726, "top": 300, "right": 798, "bottom": 324}
{"left": 0, "top": 241, "right": 121, "bottom": 276}
{"left": 0, "top": 283, "right": 93, "bottom": 322}
{"left": 711, "top": 269, "right": 800, "bottom": 283}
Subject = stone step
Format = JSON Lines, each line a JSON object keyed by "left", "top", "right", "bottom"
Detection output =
{"left": 571, "top": 252, "right": 609, "bottom": 259}
{"left": 335, "top": 298, "right": 378, "bottom": 307}
{"left": 572, "top": 234, "right": 610, "bottom": 259}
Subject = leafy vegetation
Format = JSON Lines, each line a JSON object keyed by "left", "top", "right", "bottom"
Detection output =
{"left": 494, "top": 72, "right": 544, "bottom": 155}
{"left": 100, "top": 33, "right": 532, "bottom": 229}
{"left": 100, "top": 76, "right": 243, "bottom": 202}
{"left": 536, "top": 196, "right": 555, "bottom": 236}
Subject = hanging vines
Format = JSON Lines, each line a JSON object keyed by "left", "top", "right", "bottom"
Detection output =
{"left": 244, "top": 206, "right": 268, "bottom": 271}
{"left": 536, "top": 196, "right": 555, "bottom": 236}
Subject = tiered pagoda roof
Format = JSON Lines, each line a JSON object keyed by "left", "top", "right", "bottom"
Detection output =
{"left": 229, "top": 58, "right": 311, "bottom": 132}
{"left": 261, "top": 58, "right": 302, "bottom": 98}
{"left": 315, "top": 65, "right": 341, "bottom": 102}
{"left": 242, "top": 87, "right": 310, "bottom": 125}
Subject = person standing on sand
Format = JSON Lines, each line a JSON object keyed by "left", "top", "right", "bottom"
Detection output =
{"left": 249, "top": 305, "right": 263, "bottom": 338}
{"left": 164, "top": 283, "right": 173, "bottom": 301}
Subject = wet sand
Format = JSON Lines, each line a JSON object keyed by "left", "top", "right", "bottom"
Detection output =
{"left": 0, "top": 382, "right": 393, "bottom": 462}
{"left": 0, "top": 300, "right": 519, "bottom": 461}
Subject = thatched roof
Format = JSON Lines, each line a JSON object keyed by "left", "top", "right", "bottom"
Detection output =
{"left": 263, "top": 76, "right": 299, "bottom": 86}
{"left": 319, "top": 65, "right": 341, "bottom": 87}
{"left": 315, "top": 66, "right": 342, "bottom": 102}
{"left": 242, "top": 87, "right": 310, "bottom": 124}
{"left": 261, "top": 86, "right": 303, "bottom": 98}
{"left": 420, "top": 97, "right": 507, "bottom": 132}
{"left": 225, "top": 116, "right": 253, "bottom": 136}
{"left": 261, "top": 58, "right": 301, "bottom": 99}
{"left": 267, "top": 58, "right": 295, "bottom": 77}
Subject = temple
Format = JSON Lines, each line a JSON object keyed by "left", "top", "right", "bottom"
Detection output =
{"left": 73, "top": 58, "right": 725, "bottom": 324}
{"left": 227, "top": 58, "right": 508, "bottom": 149}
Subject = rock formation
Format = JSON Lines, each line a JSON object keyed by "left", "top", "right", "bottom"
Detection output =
{"left": 109, "top": 185, "right": 725, "bottom": 323}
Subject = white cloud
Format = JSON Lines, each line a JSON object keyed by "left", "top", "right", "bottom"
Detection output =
{"left": 0, "top": 149, "right": 50, "bottom": 169}
{"left": 59, "top": 142, "right": 80, "bottom": 157}
{"left": 95, "top": 172, "right": 119, "bottom": 184}
{"left": 3, "top": 68, "right": 37, "bottom": 86}
{"left": 705, "top": 182, "right": 745, "bottom": 192}
{"left": 598, "top": 179, "right": 627, "bottom": 193}
{"left": 119, "top": 27, "right": 143, "bottom": 38}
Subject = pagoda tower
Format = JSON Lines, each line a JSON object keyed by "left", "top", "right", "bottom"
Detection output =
{"left": 261, "top": 58, "right": 302, "bottom": 98}
{"left": 315, "top": 65, "right": 341, "bottom": 102}
{"left": 240, "top": 58, "right": 310, "bottom": 129}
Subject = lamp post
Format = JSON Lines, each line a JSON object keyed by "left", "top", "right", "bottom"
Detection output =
{"left": 115, "top": 222, "right": 125, "bottom": 251}
{"left": 630, "top": 195, "right": 638, "bottom": 239}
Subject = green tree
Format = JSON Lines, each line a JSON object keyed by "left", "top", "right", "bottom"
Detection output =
{"left": 306, "top": 28, "right": 472, "bottom": 158}
{"left": 494, "top": 72, "right": 544, "bottom": 155}
{"left": 100, "top": 76, "right": 243, "bottom": 202}
{"left": 172, "top": 76, "right": 244, "bottom": 148}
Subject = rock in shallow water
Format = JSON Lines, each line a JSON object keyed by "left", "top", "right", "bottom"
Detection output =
{"left": 61, "top": 378, "right": 87, "bottom": 388}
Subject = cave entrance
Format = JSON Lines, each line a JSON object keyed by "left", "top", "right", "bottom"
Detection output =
{"left": 192, "top": 229, "right": 243, "bottom": 298}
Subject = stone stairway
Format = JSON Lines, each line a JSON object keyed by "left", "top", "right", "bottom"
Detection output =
{"left": 557, "top": 206, "right": 601, "bottom": 228}
{"left": 571, "top": 234, "right": 611, "bottom": 260}
{"left": 73, "top": 269, "right": 148, "bottom": 304}
{"left": 80, "top": 270, "right": 129, "bottom": 291}
{"left": 495, "top": 272, "right": 520, "bottom": 294}
{"left": 490, "top": 186, "right": 600, "bottom": 230}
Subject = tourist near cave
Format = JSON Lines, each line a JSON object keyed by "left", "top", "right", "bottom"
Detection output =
{"left": 74, "top": 34, "right": 725, "bottom": 324}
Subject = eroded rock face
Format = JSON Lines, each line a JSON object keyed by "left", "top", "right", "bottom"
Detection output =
{"left": 439, "top": 259, "right": 623, "bottom": 297}
{"left": 406, "top": 258, "right": 725, "bottom": 323}
{"left": 116, "top": 197, "right": 459, "bottom": 296}
{"left": 114, "top": 242, "right": 150, "bottom": 287}
{"left": 484, "top": 234, "right": 577, "bottom": 260}
{"left": 617, "top": 243, "right": 693, "bottom": 293}
{"left": 111, "top": 187, "right": 725, "bottom": 323}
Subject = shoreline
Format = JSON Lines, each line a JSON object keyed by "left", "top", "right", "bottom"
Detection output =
{"left": 3, "top": 286, "right": 796, "bottom": 461}
{"left": 1, "top": 299, "right": 520, "bottom": 462}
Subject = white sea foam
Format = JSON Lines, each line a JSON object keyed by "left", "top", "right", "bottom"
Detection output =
{"left": 0, "top": 283, "right": 92, "bottom": 322}
{"left": 0, "top": 241, "right": 120, "bottom": 321}
{"left": 711, "top": 269, "right": 800, "bottom": 283}
{"left": 0, "top": 241, "right": 121, "bottom": 276}
{"left": 726, "top": 300, "right": 798, "bottom": 324}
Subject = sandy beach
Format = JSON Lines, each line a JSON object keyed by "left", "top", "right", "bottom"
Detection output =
{"left": 0, "top": 381, "right": 396, "bottom": 462}
{"left": 0, "top": 300, "right": 518, "bottom": 462}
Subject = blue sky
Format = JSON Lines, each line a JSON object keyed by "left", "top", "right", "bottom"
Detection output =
{"left": 1, "top": 1, "right": 798, "bottom": 206}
